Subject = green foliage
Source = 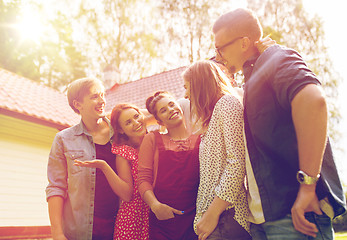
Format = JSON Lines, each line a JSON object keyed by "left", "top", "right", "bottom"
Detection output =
{"left": 73, "top": 0, "right": 160, "bottom": 86}
{"left": 0, "top": 0, "right": 342, "bottom": 140}
{"left": 0, "top": 0, "right": 87, "bottom": 90}
{"left": 156, "top": 0, "right": 224, "bottom": 65}
{"left": 0, "top": 0, "right": 40, "bottom": 81}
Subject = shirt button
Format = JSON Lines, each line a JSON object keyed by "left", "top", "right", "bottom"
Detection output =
{"left": 71, "top": 154, "right": 75, "bottom": 158}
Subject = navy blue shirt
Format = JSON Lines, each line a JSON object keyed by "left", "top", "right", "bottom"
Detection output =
{"left": 94, "top": 141, "right": 119, "bottom": 219}
{"left": 243, "top": 45, "right": 346, "bottom": 221}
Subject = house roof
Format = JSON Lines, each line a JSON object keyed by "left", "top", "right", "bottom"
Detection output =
{"left": 0, "top": 65, "right": 187, "bottom": 130}
{"left": 106, "top": 66, "right": 187, "bottom": 111}
{"left": 0, "top": 68, "right": 79, "bottom": 130}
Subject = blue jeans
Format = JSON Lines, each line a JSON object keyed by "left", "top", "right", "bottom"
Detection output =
{"left": 207, "top": 208, "right": 251, "bottom": 240}
{"left": 251, "top": 212, "right": 333, "bottom": 240}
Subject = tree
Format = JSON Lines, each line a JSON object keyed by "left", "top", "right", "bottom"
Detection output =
{"left": 156, "top": 0, "right": 230, "bottom": 67}
{"left": 246, "top": 0, "right": 341, "bottom": 141}
{"left": 73, "top": 0, "right": 160, "bottom": 86}
{"left": 39, "top": 11, "right": 88, "bottom": 90}
{"left": 0, "top": 0, "right": 87, "bottom": 90}
{"left": 0, "top": 0, "right": 41, "bottom": 81}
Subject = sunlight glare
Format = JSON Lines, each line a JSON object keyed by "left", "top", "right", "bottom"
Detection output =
{"left": 16, "top": 4, "right": 45, "bottom": 43}
{"left": 16, "top": 12, "right": 45, "bottom": 43}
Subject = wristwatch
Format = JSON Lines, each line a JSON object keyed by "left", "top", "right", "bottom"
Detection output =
{"left": 296, "top": 170, "right": 320, "bottom": 185}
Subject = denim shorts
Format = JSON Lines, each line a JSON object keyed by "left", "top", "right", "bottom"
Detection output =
{"left": 250, "top": 212, "right": 333, "bottom": 240}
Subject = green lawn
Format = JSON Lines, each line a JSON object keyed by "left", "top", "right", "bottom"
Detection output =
{"left": 336, "top": 232, "right": 347, "bottom": 240}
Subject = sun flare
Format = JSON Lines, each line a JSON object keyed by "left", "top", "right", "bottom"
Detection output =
{"left": 16, "top": 12, "right": 45, "bottom": 43}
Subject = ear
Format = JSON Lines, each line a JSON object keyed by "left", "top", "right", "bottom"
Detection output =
{"left": 241, "top": 37, "right": 252, "bottom": 51}
{"left": 73, "top": 99, "right": 82, "bottom": 111}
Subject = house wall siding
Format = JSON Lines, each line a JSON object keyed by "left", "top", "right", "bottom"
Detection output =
{"left": 0, "top": 114, "right": 58, "bottom": 226}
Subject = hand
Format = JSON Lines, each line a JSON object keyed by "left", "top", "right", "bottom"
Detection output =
{"left": 74, "top": 159, "right": 107, "bottom": 171}
{"left": 151, "top": 202, "right": 184, "bottom": 220}
{"left": 291, "top": 184, "right": 323, "bottom": 237}
{"left": 196, "top": 211, "right": 220, "bottom": 240}
{"left": 255, "top": 36, "right": 276, "bottom": 53}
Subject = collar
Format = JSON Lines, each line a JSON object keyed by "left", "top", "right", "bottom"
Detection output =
{"left": 243, "top": 54, "right": 260, "bottom": 82}
{"left": 75, "top": 117, "right": 114, "bottom": 141}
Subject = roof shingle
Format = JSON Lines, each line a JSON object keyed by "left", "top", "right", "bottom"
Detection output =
{"left": 106, "top": 66, "right": 187, "bottom": 111}
{"left": 1, "top": 66, "right": 187, "bottom": 129}
{"left": 0, "top": 68, "right": 79, "bottom": 129}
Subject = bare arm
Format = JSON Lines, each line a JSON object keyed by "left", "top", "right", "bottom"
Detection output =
{"left": 74, "top": 156, "right": 133, "bottom": 202}
{"left": 112, "top": 155, "right": 133, "bottom": 202}
{"left": 196, "top": 196, "right": 229, "bottom": 240}
{"left": 48, "top": 196, "right": 67, "bottom": 240}
{"left": 291, "top": 84, "right": 326, "bottom": 237}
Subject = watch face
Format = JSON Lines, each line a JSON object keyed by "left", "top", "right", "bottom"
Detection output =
{"left": 298, "top": 173, "right": 305, "bottom": 183}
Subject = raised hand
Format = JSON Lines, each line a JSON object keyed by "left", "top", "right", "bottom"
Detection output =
{"left": 255, "top": 35, "right": 276, "bottom": 53}
{"left": 74, "top": 159, "right": 107, "bottom": 170}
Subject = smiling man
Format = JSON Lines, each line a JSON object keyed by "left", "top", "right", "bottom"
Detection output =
{"left": 212, "top": 8, "right": 346, "bottom": 240}
{"left": 46, "top": 78, "right": 119, "bottom": 240}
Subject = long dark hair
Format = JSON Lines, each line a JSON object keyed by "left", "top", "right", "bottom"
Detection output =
{"left": 145, "top": 91, "right": 173, "bottom": 121}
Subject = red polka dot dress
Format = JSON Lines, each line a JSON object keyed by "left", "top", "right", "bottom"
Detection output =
{"left": 112, "top": 145, "right": 149, "bottom": 240}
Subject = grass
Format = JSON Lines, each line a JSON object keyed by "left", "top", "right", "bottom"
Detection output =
{"left": 336, "top": 232, "right": 347, "bottom": 240}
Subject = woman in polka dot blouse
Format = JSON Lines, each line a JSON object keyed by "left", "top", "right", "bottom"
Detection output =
{"left": 183, "top": 60, "right": 251, "bottom": 240}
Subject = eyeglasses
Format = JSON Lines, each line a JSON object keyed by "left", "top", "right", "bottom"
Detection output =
{"left": 215, "top": 37, "right": 244, "bottom": 58}
{"left": 209, "top": 56, "right": 224, "bottom": 65}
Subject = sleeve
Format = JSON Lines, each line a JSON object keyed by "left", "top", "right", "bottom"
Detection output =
{"left": 137, "top": 132, "right": 156, "bottom": 198}
{"left": 214, "top": 96, "right": 247, "bottom": 204}
{"left": 45, "top": 133, "right": 68, "bottom": 201}
{"left": 270, "top": 48, "right": 321, "bottom": 110}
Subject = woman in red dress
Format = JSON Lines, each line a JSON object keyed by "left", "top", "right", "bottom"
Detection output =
{"left": 75, "top": 103, "right": 150, "bottom": 240}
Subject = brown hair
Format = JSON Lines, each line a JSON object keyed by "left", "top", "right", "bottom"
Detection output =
{"left": 110, "top": 103, "right": 143, "bottom": 146}
{"left": 67, "top": 77, "right": 104, "bottom": 114}
{"left": 145, "top": 91, "right": 174, "bottom": 121}
{"left": 213, "top": 8, "right": 263, "bottom": 43}
{"left": 182, "top": 60, "right": 236, "bottom": 128}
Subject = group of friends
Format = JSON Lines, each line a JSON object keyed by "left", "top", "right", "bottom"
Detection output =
{"left": 45, "top": 8, "right": 346, "bottom": 240}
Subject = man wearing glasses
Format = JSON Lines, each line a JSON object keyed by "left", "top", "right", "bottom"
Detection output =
{"left": 204, "top": 7, "right": 346, "bottom": 240}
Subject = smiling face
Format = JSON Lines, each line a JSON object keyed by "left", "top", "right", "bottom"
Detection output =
{"left": 74, "top": 83, "right": 106, "bottom": 120}
{"left": 155, "top": 97, "right": 184, "bottom": 128}
{"left": 118, "top": 108, "right": 146, "bottom": 141}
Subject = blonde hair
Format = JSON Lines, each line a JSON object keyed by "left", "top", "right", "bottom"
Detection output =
{"left": 67, "top": 77, "right": 104, "bottom": 114}
{"left": 182, "top": 60, "right": 239, "bottom": 128}
{"left": 213, "top": 8, "right": 263, "bottom": 43}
